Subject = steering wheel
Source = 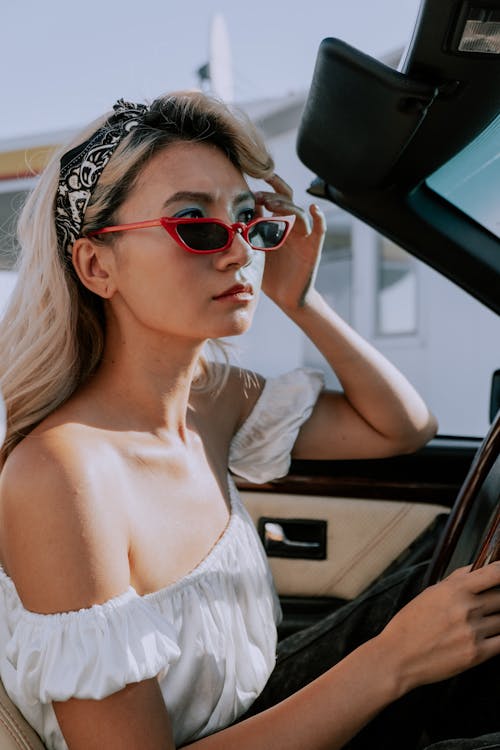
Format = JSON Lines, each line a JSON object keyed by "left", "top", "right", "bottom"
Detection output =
{"left": 425, "top": 408, "right": 500, "bottom": 586}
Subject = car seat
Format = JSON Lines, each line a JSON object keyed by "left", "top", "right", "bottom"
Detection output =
{"left": 0, "top": 679, "right": 46, "bottom": 749}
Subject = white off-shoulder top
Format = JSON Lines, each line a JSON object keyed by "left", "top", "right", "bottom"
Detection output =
{"left": 0, "top": 368, "right": 323, "bottom": 750}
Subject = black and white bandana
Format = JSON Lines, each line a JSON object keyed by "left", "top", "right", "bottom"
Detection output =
{"left": 55, "top": 99, "right": 149, "bottom": 256}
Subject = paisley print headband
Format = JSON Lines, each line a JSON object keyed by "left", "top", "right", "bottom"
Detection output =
{"left": 55, "top": 99, "right": 149, "bottom": 256}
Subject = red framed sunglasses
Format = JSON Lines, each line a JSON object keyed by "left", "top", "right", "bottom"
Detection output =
{"left": 87, "top": 215, "right": 296, "bottom": 254}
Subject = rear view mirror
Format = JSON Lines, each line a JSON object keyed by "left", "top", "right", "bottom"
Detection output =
{"left": 297, "top": 38, "right": 438, "bottom": 192}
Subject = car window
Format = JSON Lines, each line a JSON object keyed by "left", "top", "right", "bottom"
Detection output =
{"left": 426, "top": 112, "right": 500, "bottom": 240}
{"left": 237, "top": 202, "right": 500, "bottom": 440}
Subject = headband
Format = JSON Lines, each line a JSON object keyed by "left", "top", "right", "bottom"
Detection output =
{"left": 55, "top": 99, "right": 149, "bottom": 256}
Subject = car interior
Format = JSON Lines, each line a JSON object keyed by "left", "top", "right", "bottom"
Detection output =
{"left": 0, "top": 0, "right": 499, "bottom": 746}
{"left": 240, "top": 0, "right": 500, "bottom": 638}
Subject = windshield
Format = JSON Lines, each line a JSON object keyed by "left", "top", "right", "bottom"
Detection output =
{"left": 426, "top": 113, "right": 500, "bottom": 239}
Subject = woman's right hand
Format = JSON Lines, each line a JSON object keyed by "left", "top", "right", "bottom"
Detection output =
{"left": 377, "top": 561, "right": 500, "bottom": 697}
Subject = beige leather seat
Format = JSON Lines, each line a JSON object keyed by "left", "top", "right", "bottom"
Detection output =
{"left": 0, "top": 408, "right": 45, "bottom": 748}
{"left": 0, "top": 681, "right": 45, "bottom": 749}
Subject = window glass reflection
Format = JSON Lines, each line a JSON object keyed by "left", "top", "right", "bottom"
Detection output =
{"left": 376, "top": 237, "right": 417, "bottom": 336}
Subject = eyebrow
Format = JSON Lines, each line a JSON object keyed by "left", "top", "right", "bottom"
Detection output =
{"left": 162, "top": 190, "right": 255, "bottom": 210}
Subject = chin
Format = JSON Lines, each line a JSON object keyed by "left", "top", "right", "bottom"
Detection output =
{"left": 213, "top": 311, "right": 255, "bottom": 339}
{"left": 218, "top": 322, "right": 253, "bottom": 339}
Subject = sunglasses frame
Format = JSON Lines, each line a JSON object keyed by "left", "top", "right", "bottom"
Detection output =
{"left": 87, "top": 215, "right": 296, "bottom": 254}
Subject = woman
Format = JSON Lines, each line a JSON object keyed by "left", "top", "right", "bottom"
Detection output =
{"left": 0, "top": 92, "right": 498, "bottom": 750}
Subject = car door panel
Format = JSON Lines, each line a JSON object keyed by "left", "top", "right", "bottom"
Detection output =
{"left": 235, "top": 438, "right": 477, "bottom": 635}
{"left": 242, "top": 490, "right": 448, "bottom": 601}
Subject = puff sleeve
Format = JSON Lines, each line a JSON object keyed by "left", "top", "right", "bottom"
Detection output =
{"left": 2, "top": 586, "right": 181, "bottom": 706}
{"left": 229, "top": 368, "right": 324, "bottom": 484}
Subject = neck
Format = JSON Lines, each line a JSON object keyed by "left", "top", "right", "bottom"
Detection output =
{"left": 86, "top": 320, "right": 206, "bottom": 440}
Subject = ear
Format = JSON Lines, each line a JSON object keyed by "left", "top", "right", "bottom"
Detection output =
{"left": 71, "top": 238, "right": 116, "bottom": 299}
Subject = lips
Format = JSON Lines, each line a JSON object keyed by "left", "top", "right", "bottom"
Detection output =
{"left": 213, "top": 284, "right": 253, "bottom": 300}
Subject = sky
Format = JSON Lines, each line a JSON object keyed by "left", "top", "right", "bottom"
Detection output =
{"left": 1, "top": 0, "right": 422, "bottom": 142}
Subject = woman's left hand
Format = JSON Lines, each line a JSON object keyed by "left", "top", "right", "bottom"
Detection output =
{"left": 254, "top": 174, "right": 326, "bottom": 312}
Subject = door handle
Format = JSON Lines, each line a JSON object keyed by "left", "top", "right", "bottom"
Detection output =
{"left": 264, "top": 522, "right": 321, "bottom": 551}
{"left": 258, "top": 517, "right": 327, "bottom": 559}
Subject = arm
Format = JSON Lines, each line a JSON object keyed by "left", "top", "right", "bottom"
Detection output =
{"left": 32, "top": 564, "right": 500, "bottom": 750}
{"left": 188, "top": 563, "right": 500, "bottom": 750}
{"left": 0, "top": 432, "right": 175, "bottom": 750}
{"left": 255, "top": 176, "right": 437, "bottom": 460}
{"left": 289, "top": 293, "right": 438, "bottom": 459}
{"left": 1, "top": 434, "right": 499, "bottom": 750}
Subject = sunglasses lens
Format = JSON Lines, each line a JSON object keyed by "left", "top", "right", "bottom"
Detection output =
{"left": 176, "top": 222, "right": 229, "bottom": 251}
{"left": 248, "top": 220, "right": 288, "bottom": 249}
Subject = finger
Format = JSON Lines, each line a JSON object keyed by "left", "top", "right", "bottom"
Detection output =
{"left": 477, "top": 612, "right": 500, "bottom": 639}
{"left": 265, "top": 197, "right": 306, "bottom": 219}
{"left": 256, "top": 193, "right": 310, "bottom": 232}
{"left": 468, "top": 561, "right": 500, "bottom": 594}
{"left": 289, "top": 204, "right": 311, "bottom": 234}
{"left": 254, "top": 202, "right": 265, "bottom": 218}
{"left": 266, "top": 173, "right": 294, "bottom": 198}
{"left": 477, "top": 589, "right": 500, "bottom": 615}
{"left": 479, "top": 632, "right": 500, "bottom": 662}
{"left": 254, "top": 191, "right": 294, "bottom": 211}
{"left": 309, "top": 204, "right": 327, "bottom": 239}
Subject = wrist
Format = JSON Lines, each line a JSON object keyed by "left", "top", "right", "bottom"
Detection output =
{"left": 371, "top": 630, "right": 414, "bottom": 700}
{"left": 312, "top": 634, "right": 408, "bottom": 736}
{"left": 277, "top": 287, "right": 326, "bottom": 320}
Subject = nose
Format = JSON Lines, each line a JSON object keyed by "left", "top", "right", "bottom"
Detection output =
{"left": 213, "top": 226, "right": 253, "bottom": 270}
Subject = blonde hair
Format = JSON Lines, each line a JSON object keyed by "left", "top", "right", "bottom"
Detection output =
{"left": 0, "top": 91, "right": 274, "bottom": 464}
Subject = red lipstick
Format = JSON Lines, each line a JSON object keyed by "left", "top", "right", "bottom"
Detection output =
{"left": 213, "top": 284, "right": 253, "bottom": 301}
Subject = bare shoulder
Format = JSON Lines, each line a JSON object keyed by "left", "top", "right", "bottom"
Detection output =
{"left": 196, "top": 365, "right": 265, "bottom": 435}
{"left": 0, "top": 423, "right": 130, "bottom": 614}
